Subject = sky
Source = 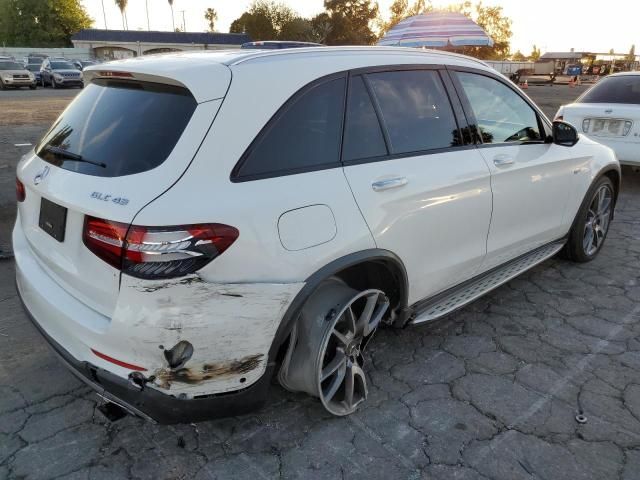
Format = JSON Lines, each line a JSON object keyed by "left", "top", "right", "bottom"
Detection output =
{"left": 81, "top": 0, "right": 640, "bottom": 55}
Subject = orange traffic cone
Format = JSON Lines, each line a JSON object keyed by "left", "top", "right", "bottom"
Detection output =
{"left": 569, "top": 78, "right": 575, "bottom": 88}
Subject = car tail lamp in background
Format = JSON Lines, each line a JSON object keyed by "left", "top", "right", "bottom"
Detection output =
{"left": 16, "top": 178, "right": 26, "bottom": 202}
{"left": 83, "top": 216, "right": 239, "bottom": 279}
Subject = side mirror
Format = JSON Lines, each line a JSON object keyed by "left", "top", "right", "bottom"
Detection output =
{"left": 552, "top": 120, "right": 579, "bottom": 147}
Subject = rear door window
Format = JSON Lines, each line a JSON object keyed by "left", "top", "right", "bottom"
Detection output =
{"left": 366, "top": 70, "right": 460, "bottom": 154}
{"left": 234, "top": 77, "right": 346, "bottom": 180}
{"left": 578, "top": 75, "right": 640, "bottom": 104}
{"left": 36, "top": 79, "right": 197, "bottom": 177}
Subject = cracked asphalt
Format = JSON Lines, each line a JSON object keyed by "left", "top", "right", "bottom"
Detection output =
{"left": 1, "top": 85, "right": 640, "bottom": 480}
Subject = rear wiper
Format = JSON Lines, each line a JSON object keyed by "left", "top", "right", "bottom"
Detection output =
{"left": 42, "top": 145, "right": 107, "bottom": 168}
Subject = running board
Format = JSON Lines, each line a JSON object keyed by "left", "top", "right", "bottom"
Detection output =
{"left": 410, "top": 241, "right": 565, "bottom": 325}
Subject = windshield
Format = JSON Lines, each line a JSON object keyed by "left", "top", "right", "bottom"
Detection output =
{"left": 26, "top": 64, "right": 40, "bottom": 72}
{"left": 36, "top": 79, "right": 197, "bottom": 177}
{"left": 0, "top": 61, "right": 23, "bottom": 70}
{"left": 51, "top": 61, "right": 75, "bottom": 70}
{"left": 578, "top": 76, "right": 640, "bottom": 105}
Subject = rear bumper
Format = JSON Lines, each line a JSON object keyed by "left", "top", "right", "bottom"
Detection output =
{"left": 586, "top": 136, "right": 640, "bottom": 166}
{"left": 17, "top": 288, "right": 273, "bottom": 423}
{"left": 13, "top": 217, "right": 303, "bottom": 423}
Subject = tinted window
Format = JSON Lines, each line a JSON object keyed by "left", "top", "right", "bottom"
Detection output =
{"left": 26, "top": 65, "right": 40, "bottom": 72}
{"left": 36, "top": 79, "right": 197, "bottom": 177}
{"left": 366, "top": 70, "right": 459, "bottom": 154}
{"left": 236, "top": 77, "right": 345, "bottom": 179}
{"left": 456, "top": 72, "right": 541, "bottom": 143}
{"left": 0, "top": 61, "right": 22, "bottom": 70}
{"left": 343, "top": 76, "right": 388, "bottom": 161}
{"left": 578, "top": 76, "right": 640, "bottom": 105}
{"left": 51, "top": 61, "right": 74, "bottom": 69}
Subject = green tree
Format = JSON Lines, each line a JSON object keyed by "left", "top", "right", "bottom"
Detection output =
{"left": 310, "top": 12, "right": 332, "bottom": 43}
{"left": 529, "top": 44, "right": 541, "bottom": 61}
{"left": 323, "top": 0, "right": 379, "bottom": 45}
{"left": 205, "top": 7, "right": 218, "bottom": 32}
{"left": 114, "top": 0, "right": 128, "bottom": 30}
{"left": 511, "top": 50, "right": 526, "bottom": 61}
{"left": 626, "top": 44, "right": 636, "bottom": 63}
{"left": 229, "top": 1, "right": 296, "bottom": 40}
{"left": 280, "top": 17, "right": 315, "bottom": 41}
{"left": 0, "top": 0, "right": 92, "bottom": 47}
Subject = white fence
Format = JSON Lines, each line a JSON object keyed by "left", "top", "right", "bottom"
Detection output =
{"left": 0, "top": 47, "right": 92, "bottom": 61}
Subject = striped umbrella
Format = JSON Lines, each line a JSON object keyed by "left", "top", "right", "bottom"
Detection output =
{"left": 377, "top": 12, "right": 494, "bottom": 48}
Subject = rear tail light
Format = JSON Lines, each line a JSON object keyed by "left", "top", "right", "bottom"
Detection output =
{"left": 83, "top": 216, "right": 239, "bottom": 279}
{"left": 16, "top": 178, "right": 26, "bottom": 202}
{"left": 582, "top": 118, "right": 590, "bottom": 132}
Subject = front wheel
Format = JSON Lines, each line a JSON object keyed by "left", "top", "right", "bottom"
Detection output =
{"left": 563, "top": 176, "right": 614, "bottom": 262}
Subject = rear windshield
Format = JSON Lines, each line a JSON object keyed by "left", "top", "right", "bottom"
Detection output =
{"left": 578, "top": 76, "right": 640, "bottom": 105}
{"left": 50, "top": 61, "right": 75, "bottom": 69}
{"left": 36, "top": 79, "right": 197, "bottom": 177}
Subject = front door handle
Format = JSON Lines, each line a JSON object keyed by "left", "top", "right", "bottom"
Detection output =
{"left": 493, "top": 154, "right": 515, "bottom": 166}
{"left": 372, "top": 177, "right": 408, "bottom": 192}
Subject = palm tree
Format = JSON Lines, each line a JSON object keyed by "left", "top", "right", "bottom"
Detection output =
{"left": 115, "top": 0, "right": 128, "bottom": 30}
{"left": 168, "top": 0, "right": 175, "bottom": 31}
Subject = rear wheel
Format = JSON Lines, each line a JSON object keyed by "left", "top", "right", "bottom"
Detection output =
{"left": 278, "top": 277, "right": 389, "bottom": 415}
{"left": 563, "top": 176, "right": 614, "bottom": 262}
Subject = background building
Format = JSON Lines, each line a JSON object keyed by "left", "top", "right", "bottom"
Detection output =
{"left": 71, "top": 29, "right": 251, "bottom": 60}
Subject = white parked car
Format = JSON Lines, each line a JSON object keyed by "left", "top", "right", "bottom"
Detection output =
{"left": 556, "top": 72, "right": 640, "bottom": 166}
{"left": 14, "top": 47, "right": 620, "bottom": 423}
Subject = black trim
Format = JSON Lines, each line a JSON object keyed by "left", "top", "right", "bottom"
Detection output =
{"left": 341, "top": 144, "right": 479, "bottom": 167}
{"left": 267, "top": 249, "right": 409, "bottom": 360}
{"left": 17, "top": 285, "right": 272, "bottom": 424}
{"left": 361, "top": 73, "right": 392, "bottom": 156}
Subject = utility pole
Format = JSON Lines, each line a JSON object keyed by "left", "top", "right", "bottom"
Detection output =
{"left": 101, "top": 0, "right": 107, "bottom": 29}
{"left": 180, "top": 10, "right": 186, "bottom": 32}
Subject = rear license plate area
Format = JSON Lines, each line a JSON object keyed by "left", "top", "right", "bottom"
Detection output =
{"left": 39, "top": 198, "right": 67, "bottom": 242}
{"left": 589, "top": 117, "right": 625, "bottom": 136}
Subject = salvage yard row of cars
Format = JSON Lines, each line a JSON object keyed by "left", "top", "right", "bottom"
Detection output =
{"left": 0, "top": 54, "right": 98, "bottom": 90}
{"left": 14, "top": 46, "right": 631, "bottom": 424}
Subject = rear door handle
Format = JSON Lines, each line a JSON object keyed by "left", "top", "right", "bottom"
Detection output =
{"left": 371, "top": 177, "right": 408, "bottom": 192}
{"left": 493, "top": 154, "right": 515, "bottom": 166}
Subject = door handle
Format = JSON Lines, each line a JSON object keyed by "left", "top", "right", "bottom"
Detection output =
{"left": 371, "top": 177, "right": 408, "bottom": 192}
{"left": 493, "top": 154, "right": 514, "bottom": 166}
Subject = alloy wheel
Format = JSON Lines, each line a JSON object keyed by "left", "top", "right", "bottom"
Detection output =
{"left": 278, "top": 278, "right": 389, "bottom": 416}
{"left": 583, "top": 184, "right": 612, "bottom": 256}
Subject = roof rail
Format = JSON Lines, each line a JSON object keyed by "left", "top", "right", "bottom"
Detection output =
{"left": 227, "top": 45, "right": 489, "bottom": 67}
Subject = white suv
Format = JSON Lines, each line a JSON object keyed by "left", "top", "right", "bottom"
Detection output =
{"left": 14, "top": 47, "right": 620, "bottom": 423}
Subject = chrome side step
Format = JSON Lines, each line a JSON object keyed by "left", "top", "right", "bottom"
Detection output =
{"left": 410, "top": 241, "right": 565, "bottom": 325}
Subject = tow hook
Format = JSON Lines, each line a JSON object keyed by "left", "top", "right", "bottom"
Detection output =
{"left": 128, "top": 371, "right": 155, "bottom": 391}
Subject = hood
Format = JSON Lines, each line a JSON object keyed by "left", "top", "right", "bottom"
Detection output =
{"left": 52, "top": 69, "right": 81, "bottom": 75}
{"left": 0, "top": 69, "right": 33, "bottom": 76}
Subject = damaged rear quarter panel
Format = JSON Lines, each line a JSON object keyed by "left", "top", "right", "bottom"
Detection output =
{"left": 111, "top": 274, "right": 304, "bottom": 396}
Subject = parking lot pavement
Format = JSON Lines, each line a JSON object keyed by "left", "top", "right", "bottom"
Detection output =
{"left": 2, "top": 87, "right": 640, "bottom": 480}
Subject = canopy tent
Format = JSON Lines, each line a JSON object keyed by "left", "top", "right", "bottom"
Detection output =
{"left": 377, "top": 12, "right": 493, "bottom": 48}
